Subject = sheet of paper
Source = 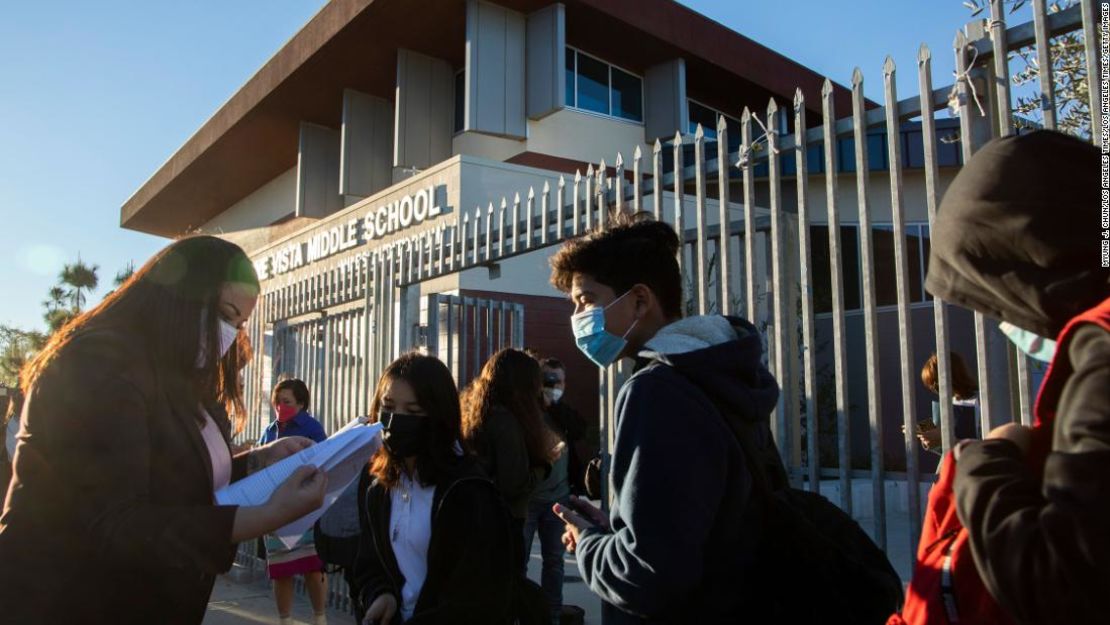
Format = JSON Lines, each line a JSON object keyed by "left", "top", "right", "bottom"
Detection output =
{"left": 216, "top": 420, "right": 382, "bottom": 548}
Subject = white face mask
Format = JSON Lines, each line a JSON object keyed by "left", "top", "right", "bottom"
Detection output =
{"left": 543, "top": 388, "right": 564, "bottom": 403}
{"left": 196, "top": 313, "right": 240, "bottom": 367}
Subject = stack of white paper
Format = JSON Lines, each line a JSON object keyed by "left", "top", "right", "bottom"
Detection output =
{"left": 216, "top": 418, "right": 383, "bottom": 549}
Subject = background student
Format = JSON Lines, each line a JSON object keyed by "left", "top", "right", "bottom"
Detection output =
{"left": 259, "top": 377, "right": 329, "bottom": 625}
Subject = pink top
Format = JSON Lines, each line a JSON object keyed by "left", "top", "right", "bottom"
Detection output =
{"left": 199, "top": 407, "right": 232, "bottom": 492}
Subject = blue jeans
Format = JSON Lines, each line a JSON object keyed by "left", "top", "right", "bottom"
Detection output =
{"left": 523, "top": 497, "right": 567, "bottom": 625}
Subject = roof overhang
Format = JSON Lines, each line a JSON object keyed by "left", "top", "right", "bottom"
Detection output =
{"left": 121, "top": 0, "right": 864, "bottom": 237}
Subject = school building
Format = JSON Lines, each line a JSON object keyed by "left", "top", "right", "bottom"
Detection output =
{"left": 120, "top": 0, "right": 983, "bottom": 473}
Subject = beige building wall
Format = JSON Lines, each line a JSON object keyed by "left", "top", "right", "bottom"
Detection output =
{"left": 202, "top": 167, "right": 297, "bottom": 234}
{"left": 526, "top": 108, "right": 650, "bottom": 167}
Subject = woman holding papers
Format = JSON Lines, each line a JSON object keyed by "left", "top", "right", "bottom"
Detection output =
{"left": 0, "top": 236, "right": 327, "bottom": 625}
{"left": 353, "top": 352, "right": 515, "bottom": 625}
{"left": 259, "top": 377, "right": 330, "bottom": 625}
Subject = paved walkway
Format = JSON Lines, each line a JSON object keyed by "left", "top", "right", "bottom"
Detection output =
{"left": 204, "top": 544, "right": 602, "bottom": 625}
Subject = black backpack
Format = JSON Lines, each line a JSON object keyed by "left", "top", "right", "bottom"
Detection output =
{"left": 720, "top": 410, "right": 904, "bottom": 624}
{"left": 313, "top": 473, "right": 364, "bottom": 572}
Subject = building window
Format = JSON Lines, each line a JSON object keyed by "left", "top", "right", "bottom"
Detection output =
{"left": 565, "top": 47, "right": 643, "bottom": 122}
{"left": 810, "top": 223, "right": 931, "bottom": 315}
{"left": 687, "top": 99, "right": 741, "bottom": 152}
{"left": 454, "top": 70, "right": 465, "bottom": 133}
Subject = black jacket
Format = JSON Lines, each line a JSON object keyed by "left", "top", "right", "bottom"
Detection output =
{"left": 469, "top": 405, "right": 546, "bottom": 519}
{"left": 925, "top": 130, "right": 1110, "bottom": 624}
{"left": 575, "top": 315, "right": 779, "bottom": 624}
{"left": 352, "top": 457, "right": 515, "bottom": 625}
{"left": 0, "top": 328, "right": 246, "bottom": 625}
{"left": 545, "top": 400, "right": 588, "bottom": 496}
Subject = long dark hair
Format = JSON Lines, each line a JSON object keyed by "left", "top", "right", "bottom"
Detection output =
{"left": 21, "top": 236, "right": 259, "bottom": 431}
{"left": 369, "top": 352, "right": 463, "bottom": 489}
{"left": 461, "top": 348, "right": 559, "bottom": 468}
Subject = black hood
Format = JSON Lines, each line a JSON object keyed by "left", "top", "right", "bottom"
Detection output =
{"left": 925, "top": 130, "right": 1108, "bottom": 338}
{"left": 639, "top": 315, "right": 780, "bottom": 424}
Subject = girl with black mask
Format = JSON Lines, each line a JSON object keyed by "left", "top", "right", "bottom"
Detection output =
{"left": 352, "top": 353, "right": 515, "bottom": 625}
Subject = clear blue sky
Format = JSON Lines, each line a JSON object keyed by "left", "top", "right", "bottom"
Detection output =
{"left": 0, "top": 0, "right": 1000, "bottom": 332}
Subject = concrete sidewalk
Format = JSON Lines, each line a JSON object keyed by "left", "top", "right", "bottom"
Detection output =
{"left": 204, "top": 542, "right": 602, "bottom": 625}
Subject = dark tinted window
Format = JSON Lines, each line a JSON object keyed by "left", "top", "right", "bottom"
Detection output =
{"left": 575, "top": 52, "right": 609, "bottom": 115}
{"left": 565, "top": 47, "right": 575, "bottom": 107}
{"left": 611, "top": 67, "right": 642, "bottom": 122}
{"left": 454, "top": 71, "right": 465, "bottom": 133}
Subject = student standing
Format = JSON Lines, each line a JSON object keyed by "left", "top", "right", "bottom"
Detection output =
{"left": 260, "top": 378, "right": 329, "bottom": 625}
{"left": 352, "top": 352, "right": 514, "bottom": 625}
{"left": 0, "top": 236, "right": 327, "bottom": 625}
{"left": 548, "top": 217, "right": 782, "bottom": 624}
{"left": 461, "top": 348, "right": 560, "bottom": 569}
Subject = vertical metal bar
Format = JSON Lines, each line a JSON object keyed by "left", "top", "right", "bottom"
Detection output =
{"left": 1016, "top": 350, "right": 1033, "bottom": 426}
{"left": 767, "top": 99, "right": 791, "bottom": 473}
{"left": 672, "top": 131, "right": 686, "bottom": 279}
{"left": 461, "top": 212, "right": 469, "bottom": 269}
{"left": 917, "top": 43, "right": 942, "bottom": 552}
{"left": 1081, "top": 0, "right": 1103, "bottom": 143}
{"left": 498, "top": 301, "right": 508, "bottom": 351}
{"left": 526, "top": 186, "right": 535, "bottom": 250}
{"left": 886, "top": 56, "right": 921, "bottom": 552}
{"left": 485, "top": 299, "right": 494, "bottom": 365}
{"left": 597, "top": 160, "right": 607, "bottom": 231}
{"left": 493, "top": 200, "right": 502, "bottom": 259}
{"left": 472, "top": 207, "right": 481, "bottom": 266}
{"left": 585, "top": 164, "right": 595, "bottom": 231}
{"left": 652, "top": 139, "right": 663, "bottom": 221}
{"left": 573, "top": 171, "right": 582, "bottom": 236}
{"left": 957, "top": 28, "right": 996, "bottom": 438}
{"left": 693, "top": 124, "right": 709, "bottom": 315}
{"left": 740, "top": 109, "right": 757, "bottom": 323}
{"left": 717, "top": 115, "right": 732, "bottom": 317}
{"left": 793, "top": 90, "right": 819, "bottom": 494}
{"left": 556, "top": 176, "right": 566, "bottom": 241}
{"left": 989, "top": 0, "right": 1014, "bottom": 136}
{"left": 822, "top": 80, "right": 852, "bottom": 515}
{"left": 541, "top": 181, "right": 550, "bottom": 246}
{"left": 459, "top": 297, "right": 470, "bottom": 384}
{"left": 633, "top": 145, "right": 643, "bottom": 215}
{"left": 853, "top": 68, "right": 885, "bottom": 545}
{"left": 512, "top": 192, "right": 521, "bottom": 254}
{"left": 471, "top": 297, "right": 480, "bottom": 382}
{"left": 1031, "top": 0, "right": 1057, "bottom": 130}
{"left": 614, "top": 153, "right": 624, "bottom": 218}
{"left": 446, "top": 296, "right": 457, "bottom": 384}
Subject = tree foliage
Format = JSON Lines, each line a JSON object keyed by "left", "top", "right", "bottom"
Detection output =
{"left": 0, "top": 326, "right": 46, "bottom": 388}
{"left": 964, "top": 0, "right": 1089, "bottom": 138}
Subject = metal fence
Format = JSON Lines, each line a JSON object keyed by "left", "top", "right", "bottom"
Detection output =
{"left": 232, "top": 0, "right": 1096, "bottom": 607}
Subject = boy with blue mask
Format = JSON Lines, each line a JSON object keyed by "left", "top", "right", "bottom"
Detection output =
{"left": 546, "top": 216, "right": 783, "bottom": 624}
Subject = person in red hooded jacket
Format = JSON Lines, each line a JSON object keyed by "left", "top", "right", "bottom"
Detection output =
{"left": 923, "top": 130, "right": 1110, "bottom": 625}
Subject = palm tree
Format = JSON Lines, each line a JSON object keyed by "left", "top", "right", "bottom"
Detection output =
{"left": 42, "top": 286, "right": 67, "bottom": 314}
{"left": 59, "top": 256, "right": 99, "bottom": 313}
{"left": 113, "top": 262, "right": 134, "bottom": 288}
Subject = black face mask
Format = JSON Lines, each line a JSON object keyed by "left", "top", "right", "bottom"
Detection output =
{"left": 380, "top": 411, "right": 429, "bottom": 458}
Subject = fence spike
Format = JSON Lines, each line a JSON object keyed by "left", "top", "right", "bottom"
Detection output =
{"left": 918, "top": 42, "right": 931, "bottom": 64}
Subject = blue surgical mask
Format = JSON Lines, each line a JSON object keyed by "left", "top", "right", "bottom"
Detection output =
{"left": 571, "top": 290, "right": 638, "bottom": 367}
{"left": 999, "top": 321, "right": 1057, "bottom": 363}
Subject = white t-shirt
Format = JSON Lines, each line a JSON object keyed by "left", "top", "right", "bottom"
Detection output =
{"left": 389, "top": 472, "right": 436, "bottom": 621}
